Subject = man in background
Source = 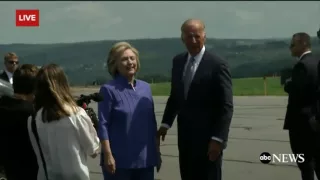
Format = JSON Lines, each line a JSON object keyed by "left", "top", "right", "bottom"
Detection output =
{"left": 283, "top": 32, "right": 320, "bottom": 180}
{"left": 158, "top": 19, "right": 233, "bottom": 180}
{"left": 0, "top": 64, "right": 39, "bottom": 180}
{"left": 0, "top": 52, "right": 19, "bottom": 84}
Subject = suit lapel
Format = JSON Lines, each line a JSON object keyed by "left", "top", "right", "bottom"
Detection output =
{"left": 178, "top": 53, "right": 188, "bottom": 82}
{"left": 300, "top": 53, "right": 312, "bottom": 62}
{"left": 171, "top": 53, "right": 188, "bottom": 100}
{"left": 189, "top": 51, "right": 207, "bottom": 88}
{"left": 184, "top": 51, "right": 209, "bottom": 99}
{"left": 0, "top": 71, "right": 9, "bottom": 82}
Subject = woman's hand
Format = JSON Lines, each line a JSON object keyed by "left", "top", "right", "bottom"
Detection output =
{"left": 104, "top": 153, "right": 116, "bottom": 174}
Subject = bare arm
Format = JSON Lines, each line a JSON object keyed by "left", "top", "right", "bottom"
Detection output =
{"left": 100, "top": 140, "right": 112, "bottom": 157}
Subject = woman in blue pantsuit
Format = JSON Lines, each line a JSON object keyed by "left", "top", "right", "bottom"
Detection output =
{"left": 98, "top": 42, "right": 160, "bottom": 180}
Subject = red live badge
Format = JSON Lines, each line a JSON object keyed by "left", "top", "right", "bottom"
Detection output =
{"left": 16, "top": 9, "right": 40, "bottom": 27}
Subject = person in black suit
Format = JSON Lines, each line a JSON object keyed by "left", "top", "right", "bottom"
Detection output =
{"left": 0, "top": 70, "right": 9, "bottom": 82}
{"left": 0, "top": 52, "right": 19, "bottom": 84}
{"left": 0, "top": 71, "right": 9, "bottom": 82}
{"left": 0, "top": 64, "right": 39, "bottom": 180}
{"left": 157, "top": 19, "right": 233, "bottom": 180}
{"left": 283, "top": 32, "right": 320, "bottom": 180}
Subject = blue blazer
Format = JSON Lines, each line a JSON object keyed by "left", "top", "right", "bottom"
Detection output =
{"left": 98, "top": 75, "right": 158, "bottom": 169}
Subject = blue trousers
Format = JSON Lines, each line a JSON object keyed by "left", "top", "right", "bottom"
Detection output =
{"left": 102, "top": 166, "right": 154, "bottom": 180}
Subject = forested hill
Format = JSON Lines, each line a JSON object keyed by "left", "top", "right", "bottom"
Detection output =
{"left": 0, "top": 37, "right": 319, "bottom": 85}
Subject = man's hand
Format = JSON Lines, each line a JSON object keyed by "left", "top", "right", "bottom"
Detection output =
{"left": 155, "top": 129, "right": 164, "bottom": 173}
{"left": 156, "top": 137, "right": 161, "bottom": 150}
{"left": 309, "top": 116, "right": 320, "bottom": 132}
{"left": 285, "top": 77, "right": 292, "bottom": 84}
{"left": 157, "top": 126, "right": 168, "bottom": 141}
{"left": 284, "top": 77, "right": 292, "bottom": 93}
{"left": 156, "top": 151, "right": 162, "bottom": 172}
{"left": 207, "top": 140, "right": 222, "bottom": 162}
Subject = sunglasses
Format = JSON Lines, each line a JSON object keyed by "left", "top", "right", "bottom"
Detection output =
{"left": 7, "top": 61, "right": 19, "bottom": 65}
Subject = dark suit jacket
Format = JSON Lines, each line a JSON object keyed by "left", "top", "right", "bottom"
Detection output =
{"left": 162, "top": 50, "right": 233, "bottom": 150}
{"left": 283, "top": 53, "right": 320, "bottom": 131}
{"left": 0, "top": 71, "right": 9, "bottom": 82}
{"left": 0, "top": 96, "right": 38, "bottom": 180}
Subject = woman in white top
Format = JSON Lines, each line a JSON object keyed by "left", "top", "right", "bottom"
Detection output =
{"left": 27, "top": 64, "right": 100, "bottom": 180}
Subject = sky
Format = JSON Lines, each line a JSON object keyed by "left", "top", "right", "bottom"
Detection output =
{"left": 0, "top": 1, "right": 320, "bottom": 44}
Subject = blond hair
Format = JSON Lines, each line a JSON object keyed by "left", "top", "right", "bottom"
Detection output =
{"left": 4, "top": 52, "right": 18, "bottom": 62}
{"left": 107, "top": 42, "right": 140, "bottom": 77}
{"left": 34, "top": 64, "right": 77, "bottom": 122}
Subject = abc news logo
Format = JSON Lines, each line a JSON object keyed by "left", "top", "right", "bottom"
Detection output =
{"left": 259, "top": 152, "right": 305, "bottom": 164}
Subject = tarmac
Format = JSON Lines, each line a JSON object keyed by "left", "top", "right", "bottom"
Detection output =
{"left": 78, "top": 94, "right": 307, "bottom": 180}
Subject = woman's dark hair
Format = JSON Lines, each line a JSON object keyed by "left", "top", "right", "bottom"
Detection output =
{"left": 13, "top": 64, "right": 39, "bottom": 94}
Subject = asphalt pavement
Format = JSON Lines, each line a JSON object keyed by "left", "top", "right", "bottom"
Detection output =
{"left": 78, "top": 93, "right": 306, "bottom": 180}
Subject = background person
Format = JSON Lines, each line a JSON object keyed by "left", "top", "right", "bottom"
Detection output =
{"left": 98, "top": 42, "right": 160, "bottom": 180}
{"left": 27, "top": 64, "right": 100, "bottom": 180}
{"left": 284, "top": 32, "right": 320, "bottom": 180}
{"left": 0, "top": 64, "right": 39, "bottom": 180}
{"left": 0, "top": 52, "right": 19, "bottom": 84}
{"left": 157, "top": 19, "right": 234, "bottom": 180}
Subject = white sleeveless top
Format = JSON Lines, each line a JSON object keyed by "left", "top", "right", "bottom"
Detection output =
{"left": 27, "top": 106, "right": 100, "bottom": 180}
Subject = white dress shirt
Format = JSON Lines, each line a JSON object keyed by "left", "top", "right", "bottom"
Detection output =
{"left": 4, "top": 69, "right": 13, "bottom": 84}
{"left": 27, "top": 106, "right": 100, "bottom": 180}
{"left": 286, "top": 50, "right": 312, "bottom": 83}
{"left": 299, "top": 50, "right": 311, "bottom": 61}
{"left": 161, "top": 46, "right": 223, "bottom": 143}
{"left": 182, "top": 46, "right": 206, "bottom": 81}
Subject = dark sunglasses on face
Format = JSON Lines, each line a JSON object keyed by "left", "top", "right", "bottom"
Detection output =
{"left": 7, "top": 61, "right": 19, "bottom": 65}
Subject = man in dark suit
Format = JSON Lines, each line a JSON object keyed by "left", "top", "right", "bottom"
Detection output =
{"left": 283, "top": 32, "right": 320, "bottom": 180}
{"left": 157, "top": 19, "right": 233, "bottom": 180}
{"left": 0, "top": 52, "right": 19, "bottom": 84}
{"left": 0, "top": 64, "right": 39, "bottom": 180}
{"left": 0, "top": 71, "right": 9, "bottom": 82}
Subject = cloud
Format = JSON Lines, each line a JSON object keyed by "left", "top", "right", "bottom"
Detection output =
{"left": 89, "top": 16, "right": 123, "bottom": 30}
{"left": 62, "top": 2, "right": 107, "bottom": 20}
{"left": 43, "top": 2, "right": 105, "bottom": 22}
{"left": 0, "top": 1, "right": 320, "bottom": 43}
{"left": 42, "top": 2, "right": 122, "bottom": 26}
{"left": 234, "top": 10, "right": 263, "bottom": 23}
{"left": 40, "top": 2, "right": 123, "bottom": 31}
